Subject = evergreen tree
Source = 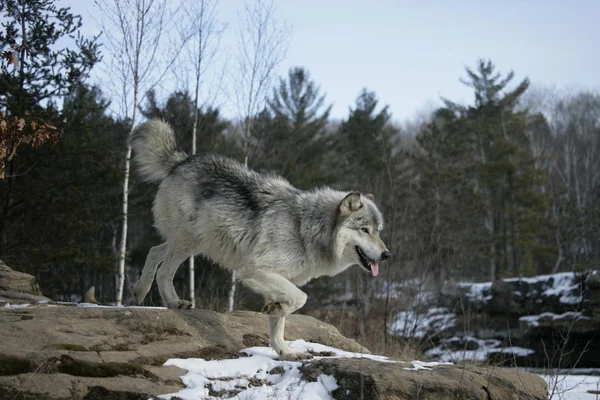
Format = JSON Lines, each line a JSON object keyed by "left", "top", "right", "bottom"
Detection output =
{"left": 0, "top": 0, "right": 101, "bottom": 252}
{"left": 336, "top": 89, "right": 398, "bottom": 192}
{"left": 417, "top": 60, "right": 553, "bottom": 280}
{"left": 254, "top": 67, "right": 333, "bottom": 188}
{"left": 1, "top": 84, "right": 125, "bottom": 300}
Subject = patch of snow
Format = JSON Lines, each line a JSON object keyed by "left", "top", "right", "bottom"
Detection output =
{"left": 426, "top": 336, "right": 534, "bottom": 363}
{"left": 458, "top": 271, "right": 588, "bottom": 305}
{"left": 73, "top": 302, "right": 167, "bottom": 309}
{"left": 458, "top": 282, "right": 492, "bottom": 301}
{"left": 3, "top": 303, "right": 30, "bottom": 309}
{"left": 161, "top": 340, "right": 452, "bottom": 400}
{"left": 520, "top": 312, "right": 591, "bottom": 328}
{"left": 285, "top": 340, "right": 393, "bottom": 363}
{"left": 390, "top": 307, "right": 456, "bottom": 338}
{"left": 543, "top": 374, "right": 600, "bottom": 400}
{"left": 404, "top": 361, "right": 453, "bottom": 371}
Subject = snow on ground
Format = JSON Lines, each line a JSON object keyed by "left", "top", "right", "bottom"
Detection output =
{"left": 160, "top": 340, "right": 450, "bottom": 400}
{"left": 458, "top": 271, "right": 586, "bottom": 305}
{"left": 519, "top": 311, "right": 591, "bottom": 328}
{"left": 390, "top": 307, "right": 456, "bottom": 338}
{"left": 1, "top": 301, "right": 167, "bottom": 309}
{"left": 3, "top": 302, "right": 31, "bottom": 308}
{"left": 543, "top": 374, "right": 600, "bottom": 400}
{"left": 425, "top": 336, "right": 534, "bottom": 363}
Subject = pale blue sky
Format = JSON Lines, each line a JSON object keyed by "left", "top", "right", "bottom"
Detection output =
{"left": 63, "top": 0, "right": 598, "bottom": 123}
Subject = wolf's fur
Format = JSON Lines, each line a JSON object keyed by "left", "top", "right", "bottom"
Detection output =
{"left": 130, "top": 119, "right": 390, "bottom": 360}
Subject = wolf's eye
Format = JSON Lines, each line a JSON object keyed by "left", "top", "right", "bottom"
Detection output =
{"left": 361, "top": 227, "right": 369, "bottom": 234}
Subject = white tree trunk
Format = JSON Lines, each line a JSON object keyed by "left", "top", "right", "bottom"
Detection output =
{"left": 189, "top": 73, "right": 200, "bottom": 309}
{"left": 116, "top": 144, "right": 132, "bottom": 306}
{"left": 228, "top": 271, "right": 237, "bottom": 311}
{"left": 116, "top": 91, "right": 139, "bottom": 306}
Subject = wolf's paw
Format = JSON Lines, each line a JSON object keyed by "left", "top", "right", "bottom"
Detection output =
{"left": 279, "top": 351, "right": 313, "bottom": 361}
{"left": 262, "top": 301, "right": 287, "bottom": 317}
{"left": 167, "top": 300, "right": 193, "bottom": 309}
{"left": 133, "top": 284, "right": 147, "bottom": 305}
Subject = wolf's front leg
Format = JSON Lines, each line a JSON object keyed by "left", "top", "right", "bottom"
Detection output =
{"left": 238, "top": 269, "right": 312, "bottom": 360}
{"left": 269, "top": 316, "right": 312, "bottom": 361}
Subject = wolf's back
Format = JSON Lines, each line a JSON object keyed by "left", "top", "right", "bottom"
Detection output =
{"left": 129, "top": 119, "right": 187, "bottom": 182}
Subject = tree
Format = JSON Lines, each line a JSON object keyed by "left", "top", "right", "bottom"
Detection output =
{"left": 525, "top": 89, "right": 600, "bottom": 272}
{"left": 0, "top": 0, "right": 100, "bottom": 250}
{"left": 257, "top": 67, "right": 333, "bottom": 188}
{"left": 420, "top": 60, "right": 553, "bottom": 280}
{"left": 95, "top": 0, "right": 186, "bottom": 306}
{"left": 228, "top": 0, "right": 290, "bottom": 311}
{"left": 179, "top": 0, "right": 226, "bottom": 308}
{"left": 1, "top": 84, "right": 126, "bottom": 301}
{"left": 336, "top": 89, "right": 400, "bottom": 343}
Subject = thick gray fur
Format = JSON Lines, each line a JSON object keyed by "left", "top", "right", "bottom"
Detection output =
{"left": 130, "top": 118, "right": 390, "bottom": 361}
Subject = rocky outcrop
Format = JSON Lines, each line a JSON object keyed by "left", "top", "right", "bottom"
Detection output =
{"left": 0, "top": 262, "right": 548, "bottom": 399}
{"left": 0, "top": 305, "right": 548, "bottom": 400}
{"left": 0, "top": 260, "right": 49, "bottom": 303}
{"left": 301, "top": 359, "right": 547, "bottom": 400}
{"left": 587, "top": 271, "right": 600, "bottom": 321}
{"left": 426, "top": 271, "right": 600, "bottom": 368}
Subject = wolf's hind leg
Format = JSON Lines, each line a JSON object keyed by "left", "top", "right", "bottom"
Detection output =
{"left": 238, "top": 269, "right": 311, "bottom": 360}
{"left": 133, "top": 243, "right": 167, "bottom": 304}
{"left": 156, "top": 246, "right": 193, "bottom": 309}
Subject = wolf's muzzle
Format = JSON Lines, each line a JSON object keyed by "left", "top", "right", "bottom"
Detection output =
{"left": 381, "top": 250, "right": 391, "bottom": 261}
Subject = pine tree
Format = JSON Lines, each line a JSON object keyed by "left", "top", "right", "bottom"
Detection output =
{"left": 0, "top": 0, "right": 101, "bottom": 256}
{"left": 1, "top": 84, "right": 125, "bottom": 300}
{"left": 419, "top": 59, "right": 553, "bottom": 280}
{"left": 257, "top": 67, "right": 333, "bottom": 188}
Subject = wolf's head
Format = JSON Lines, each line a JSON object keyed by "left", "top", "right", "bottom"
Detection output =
{"left": 336, "top": 192, "right": 391, "bottom": 276}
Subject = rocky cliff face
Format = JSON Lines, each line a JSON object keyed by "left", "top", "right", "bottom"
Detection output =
{"left": 418, "top": 271, "right": 600, "bottom": 368}
{"left": 0, "top": 261, "right": 548, "bottom": 400}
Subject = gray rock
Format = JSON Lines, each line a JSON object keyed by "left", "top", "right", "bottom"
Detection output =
{"left": 0, "top": 259, "right": 45, "bottom": 297}
{"left": 0, "top": 305, "right": 548, "bottom": 399}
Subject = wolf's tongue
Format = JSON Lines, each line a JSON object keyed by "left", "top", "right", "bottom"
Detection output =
{"left": 369, "top": 262, "right": 379, "bottom": 277}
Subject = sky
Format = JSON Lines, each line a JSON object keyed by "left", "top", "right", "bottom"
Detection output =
{"left": 62, "top": 0, "right": 599, "bottom": 123}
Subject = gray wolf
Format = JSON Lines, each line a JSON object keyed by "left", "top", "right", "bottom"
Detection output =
{"left": 130, "top": 119, "right": 391, "bottom": 360}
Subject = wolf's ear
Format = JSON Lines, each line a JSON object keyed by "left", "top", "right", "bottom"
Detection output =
{"left": 339, "top": 192, "right": 363, "bottom": 216}
{"left": 365, "top": 193, "right": 375, "bottom": 201}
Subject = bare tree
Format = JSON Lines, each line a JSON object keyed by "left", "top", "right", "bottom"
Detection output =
{"left": 179, "top": 0, "right": 226, "bottom": 308}
{"left": 227, "top": 0, "right": 291, "bottom": 311}
{"left": 95, "top": 0, "right": 186, "bottom": 306}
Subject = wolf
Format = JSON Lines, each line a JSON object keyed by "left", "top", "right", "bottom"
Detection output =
{"left": 130, "top": 119, "right": 391, "bottom": 361}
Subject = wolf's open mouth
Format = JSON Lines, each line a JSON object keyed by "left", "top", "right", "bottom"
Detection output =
{"left": 355, "top": 246, "right": 379, "bottom": 277}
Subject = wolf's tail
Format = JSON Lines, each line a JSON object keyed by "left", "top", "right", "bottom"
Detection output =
{"left": 129, "top": 119, "right": 187, "bottom": 182}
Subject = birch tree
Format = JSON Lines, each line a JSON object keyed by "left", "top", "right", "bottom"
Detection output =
{"left": 95, "top": 0, "right": 184, "bottom": 306}
{"left": 179, "top": 0, "right": 226, "bottom": 308}
{"left": 227, "top": 0, "right": 290, "bottom": 311}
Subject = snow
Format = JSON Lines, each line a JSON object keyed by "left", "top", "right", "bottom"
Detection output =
{"left": 390, "top": 307, "right": 456, "bottom": 338}
{"left": 458, "top": 271, "right": 586, "bottom": 304}
{"left": 161, "top": 340, "right": 450, "bottom": 399}
{"left": 3, "top": 303, "right": 30, "bottom": 309}
{"left": 425, "top": 336, "right": 534, "bottom": 362}
{"left": 459, "top": 282, "right": 493, "bottom": 302}
{"left": 75, "top": 302, "right": 167, "bottom": 309}
{"left": 403, "top": 361, "right": 453, "bottom": 371}
{"left": 543, "top": 374, "right": 600, "bottom": 400}
{"left": 519, "top": 311, "right": 591, "bottom": 328}
{"left": 1, "top": 301, "right": 167, "bottom": 310}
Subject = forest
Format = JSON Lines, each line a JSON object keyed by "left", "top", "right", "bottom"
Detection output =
{"left": 1, "top": 0, "right": 599, "bottom": 351}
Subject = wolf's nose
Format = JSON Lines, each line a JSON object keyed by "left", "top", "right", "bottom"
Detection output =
{"left": 381, "top": 250, "right": 391, "bottom": 261}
